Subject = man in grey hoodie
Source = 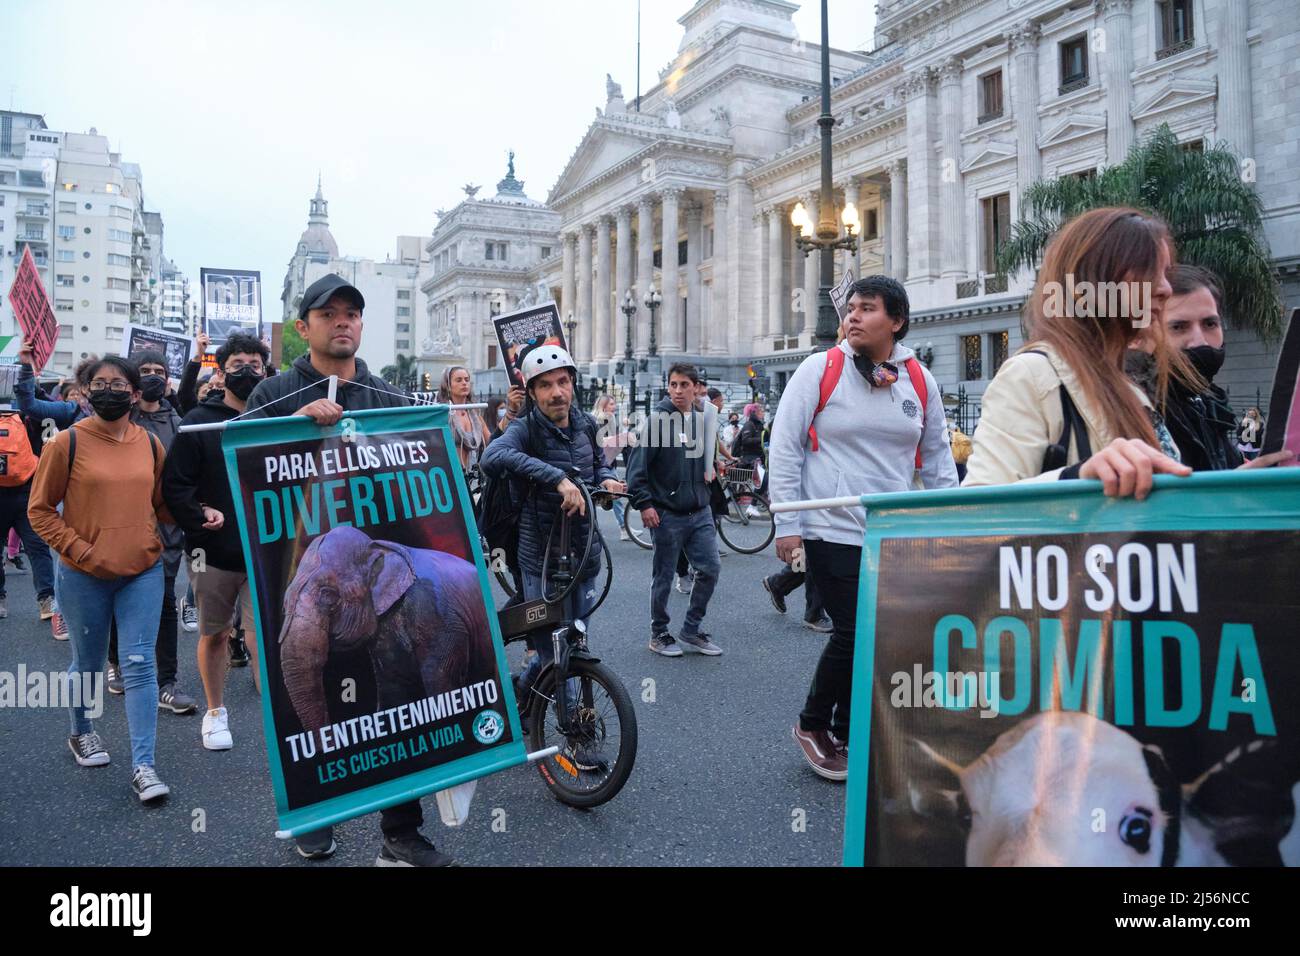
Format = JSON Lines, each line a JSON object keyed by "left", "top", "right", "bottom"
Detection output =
{"left": 626, "top": 363, "right": 723, "bottom": 657}
{"left": 769, "top": 276, "right": 957, "bottom": 781}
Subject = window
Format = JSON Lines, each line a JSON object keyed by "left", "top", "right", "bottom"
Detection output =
{"left": 397, "top": 323, "right": 410, "bottom": 333}
{"left": 979, "top": 70, "right": 1004, "bottom": 122}
{"left": 58, "top": 201, "right": 75, "bottom": 213}
{"left": 485, "top": 241, "right": 494, "bottom": 261}
{"left": 981, "top": 193, "right": 1011, "bottom": 275}
{"left": 1071, "top": 168, "right": 1097, "bottom": 181}
{"left": 540, "top": 245, "right": 552, "bottom": 259}
{"left": 55, "top": 301, "right": 73, "bottom": 313}
{"left": 962, "top": 334, "right": 984, "bottom": 381}
{"left": 1156, "top": 0, "right": 1194, "bottom": 57}
{"left": 653, "top": 249, "right": 661, "bottom": 268}
{"left": 106, "top": 304, "right": 129, "bottom": 316}
{"left": 19, "top": 170, "right": 44, "bottom": 187}
{"left": 57, "top": 225, "right": 75, "bottom": 239}
{"left": 396, "top": 307, "right": 410, "bottom": 317}
{"left": 108, "top": 228, "right": 131, "bottom": 243}
{"left": 1059, "top": 35, "right": 1089, "bottom": 94}
{"left": 1181, "top": 138, "right": 1204, "bottom": 153}
{"left": 107, "top": 253, "right": 131, "bottom": 267}
{"left": 396, "top": 289, "right": 411, "bottom": 300}
{"left": 487, "top": 345, "right": 498, "bottom": 368}
{"left": 397, "top": 340, "right": 410, "bottom": 350}
{"left": 678, "top": 239, "right": 688, "bottom": 267}
{"left": 113, "top": 205, "right": 132, "bottom": 219}
{"left": 989, "top": 330, "right": 1009, "bottom": 376}
{"left": 57, "top": 249, "right": 75, "bottom": 262}
{"left": 0, "top": 195, "right": 5, "bottom": 206}
{"left": 865, "top": 208, "right": 879, "bottom": 240}
{"left": 106, "top": 277, "right": 129, "bottom": 291}
{"left": 484, "top": 241, "right": 507, "bottom": 261}
{"left": 705, "top": 227, "right": 714, "bottom": 260}
{"left": 57, "top": 274, "right": 75, "bottom": 288}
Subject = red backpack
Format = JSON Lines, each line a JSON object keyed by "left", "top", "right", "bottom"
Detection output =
{"left": 807, "top": 349, "right": 929, "bottom": 469}
{"left": 0, "top": 412, "right": 39, "bottom": 486}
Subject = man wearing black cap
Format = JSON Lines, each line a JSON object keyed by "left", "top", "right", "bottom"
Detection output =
{"left": 243, "top": 274, "right": 452, "bottom": 867}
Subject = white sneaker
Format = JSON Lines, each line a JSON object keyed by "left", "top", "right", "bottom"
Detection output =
{"left": 674, "top": 574, "right": 691, "bottom": 594}
{"left": 619, "top": 529, "right": 630, "bottom": 542}
{"left": 202, "top": 707, "right": 233, "bottom": 750}
{"left": 745, "top": 505, "right": 762, "bottom": 518}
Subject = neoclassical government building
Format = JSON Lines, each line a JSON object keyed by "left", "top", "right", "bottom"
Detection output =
{"left": 421, "top": 0, "right": 1297, "bottom": 406}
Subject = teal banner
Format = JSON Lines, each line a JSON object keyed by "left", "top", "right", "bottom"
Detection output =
{"left": 843, "top": 470, "right": 1300, "bottom": 867}
{"left": 221, "top": 405, "right": 525, "bottom": 837}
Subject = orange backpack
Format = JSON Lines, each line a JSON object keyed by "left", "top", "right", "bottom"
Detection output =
{"left": 0, "top": 412, "right": 39, "bottom": 486}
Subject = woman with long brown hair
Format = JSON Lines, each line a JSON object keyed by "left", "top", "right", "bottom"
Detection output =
{"left": 963, "top": 207, "right": 1192, "bottom": 497}
{"left": 437, "top": 365, "right": 493, "bottom": 470}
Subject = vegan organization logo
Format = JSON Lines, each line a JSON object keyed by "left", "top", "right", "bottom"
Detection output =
{"left": 901, "top": 399, "right": 919, "bottom": 419}
{"left": 473, "top": 710, "right": 505, "bottom": 744}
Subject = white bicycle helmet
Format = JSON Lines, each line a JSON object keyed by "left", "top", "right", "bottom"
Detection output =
{"left": 521, "top": 344, "right": 578, "bottom": 385}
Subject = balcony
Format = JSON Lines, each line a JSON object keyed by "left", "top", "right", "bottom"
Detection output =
{"left": 17, "top": 204, "right": 50, "bottom": 221}
{"left": 16, "top": 234, "right": 48, "bottom": 249}
{"left": 1058, "top": 75, "right": 1089, "bottom": 96}
{"left": 1156, "top": 37, "right": 1194, "bottom": 60}
{"left": 956, "top": 275, "right": 1009, "bottom": 299}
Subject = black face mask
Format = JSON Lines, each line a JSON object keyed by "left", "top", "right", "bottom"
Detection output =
{"left": 89, "top": 389, "right": 133, "bottom": 421}
{"left": 139, "top": 374, "right": 167, "bottom": 402}
{"left": 1184, "top": 345, "right": 1225, "bottom": 382}
{"left": 224, "top": 367, "right": 264, "bottom": 400}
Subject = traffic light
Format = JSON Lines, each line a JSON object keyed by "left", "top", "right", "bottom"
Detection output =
{"left": 422, "top": 372, "right": 432, "bottom": 392}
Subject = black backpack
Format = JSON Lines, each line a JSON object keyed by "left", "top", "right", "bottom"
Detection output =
{"left": 1024, "top": 351, "right": 1092, "bottom": 473}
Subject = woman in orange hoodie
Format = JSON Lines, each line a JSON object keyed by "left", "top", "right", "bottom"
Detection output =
{"left": 29, "top": 355, "right": 182, "bottom": 804}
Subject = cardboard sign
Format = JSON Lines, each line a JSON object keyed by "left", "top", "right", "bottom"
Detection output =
{"left": 1262, "top": 307, "right": 1300, "bottom": 463}
{"left": 493, "top": 303, "right": 567, "bottom": 390}
{"left": 201, "top": 267, "right": 262, "bottom": 349}
{"left": 124, "top": 324, "right": 195, "bottom": 381}
{"left": 6, "top": 246, "right": 59, "bottom": 371}
{"left": 830, "top": 268, "right": 856, "bottom": 323}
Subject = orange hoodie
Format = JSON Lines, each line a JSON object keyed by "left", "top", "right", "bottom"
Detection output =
{"left": 28, "top": 415, "right": 172, "bottom": 580}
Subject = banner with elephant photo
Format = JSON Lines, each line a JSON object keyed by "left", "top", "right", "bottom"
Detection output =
{"left": 221, "top": 404, "right": 525, "bottom": 838}
{"left": 842, "top": 470, "right": 1300, "bottom": 867}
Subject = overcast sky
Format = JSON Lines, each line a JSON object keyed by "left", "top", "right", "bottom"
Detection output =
{"left": 8, "top": 0, "right": 877, "bottom": 308}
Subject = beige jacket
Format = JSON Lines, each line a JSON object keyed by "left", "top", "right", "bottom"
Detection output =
{"left": 963, "top": 344, "right": 1157, "bottom": 486}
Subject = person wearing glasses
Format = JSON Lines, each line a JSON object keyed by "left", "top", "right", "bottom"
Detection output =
{"left": 162, "top": 332, "right": 271, "bottom": 762}
{"left": 28, "top": 356, "right": 174, "bottom": 803}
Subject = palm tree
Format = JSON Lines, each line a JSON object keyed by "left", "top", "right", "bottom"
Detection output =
{"left": 380, "top": 353, "right": 419, "bottom": 391}
{"left": 997, "top": 124, "right": 1285, "bottom": 340}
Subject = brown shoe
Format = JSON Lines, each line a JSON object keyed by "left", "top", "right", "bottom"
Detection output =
{"left": 792, "top": 724, "right": 847, "bottom": 781}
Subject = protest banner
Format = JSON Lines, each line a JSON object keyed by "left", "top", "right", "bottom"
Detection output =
{"left": 841, "top": 470, "right": 1300, "bottom": 867}
{"left": 6, "top": 246, "right": 59, "bottom": 371}
{"left": 201, "top": 267, "right": 262, "bottom": 349}
{"left": 124, "top": 324, "right": 194, "bottom": 381}
{"left": 493, "top": 303, "right": 567, "bottom": 389}
{"left": 1262, "top": 307, "right": 1300, "bottom": 463}
{"left": 221, "top": 404, "right": 526, "bottom": 837}
{"left": 829, "top": 268, "right": 855, "bottom": 322}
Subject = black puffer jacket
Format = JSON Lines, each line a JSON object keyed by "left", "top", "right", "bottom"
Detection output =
{"left": 480, "top": 405, "right": 615, "bottom": 581}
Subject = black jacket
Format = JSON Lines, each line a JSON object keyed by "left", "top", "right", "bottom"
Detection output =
{"left": 734, "top": 415, "right": 765, "bottom": 459}
{"left": 244, "top": 355, "right": 408, "bottom": 418}
{"left": 625, "top": 396, "right": 711, "bottom": 515}
{"left": 161, "top": 394, "right": 246, "bottom": 572}
{"left": 1164, "top": 381, "right": 1244, "bottom": 472}
{"left": 480, "top": 405, "right": 614, "bottom": 580}
{"left": 133, "top": 399, "right": 185, "bottom": 551}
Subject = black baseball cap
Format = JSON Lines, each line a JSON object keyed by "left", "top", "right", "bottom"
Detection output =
{"left": 299, "top": 274, "right": 365, "bottom": 320}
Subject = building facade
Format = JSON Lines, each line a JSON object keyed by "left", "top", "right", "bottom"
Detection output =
{"left": 467, "top": 0, "right": 1294, "bottom": 411}
{"left": 0, "top": 112, "right": 59, "bottom": 359}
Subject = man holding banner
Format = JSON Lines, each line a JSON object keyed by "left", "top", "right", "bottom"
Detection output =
{"left": 239, "top": 273, "right": 455, "bottom": 867}
{"left": 769, "top": 276, "right": 957, "bottom": 781}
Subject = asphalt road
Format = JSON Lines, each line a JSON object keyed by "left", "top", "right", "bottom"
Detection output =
{"left": 0, "top": 511, "right": 846, "bottom": 867}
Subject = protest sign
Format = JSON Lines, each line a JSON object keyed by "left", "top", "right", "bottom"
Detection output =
{"left": 493, "top": 303, "right": 567, "bottom": 389}
{"left": 842, "top": 471, "right": 1300, "bottom": 867}
{"left": 6, "top": 246, "right": 58, "bottom": 371}
{"left": 829, "top": 268, "right": 855, "bottom": 322}
{"left": 201, "top": 268, "right": 262, "bottom": 349}
{"left": 1262, "top": 307, "right": 1300, "bottom": 463}
{"left": 124, "top": 324, "right": 194, "bottom": 381}
{"left": 222, "top": 404, "right": 526, "bottom": 837}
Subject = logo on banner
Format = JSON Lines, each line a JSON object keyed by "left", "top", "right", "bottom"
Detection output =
{"left": 473, "top": 710, "right": 505, "bottom": 744}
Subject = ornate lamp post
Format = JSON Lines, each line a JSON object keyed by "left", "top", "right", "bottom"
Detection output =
{"left": 791, "top": 0, "right": 860, "bottom": 352}
{"left": 619, "top": 290, "right": 638, "bottom": 409}
{"left": 564, "top": 310, "right": 580, "bottom": 396}
{"left": 643, "top": 285, "right": 662, "bottom": 359}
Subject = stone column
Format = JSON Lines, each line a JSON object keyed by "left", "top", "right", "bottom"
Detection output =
{"left": 753, "top": 209, "right": 769, "bottom": 339}
{"left": 902, "top": 68, "right": 939, "bottom": 282}
{"left": 1217, "top": 1, "right": 1253, "bottom": 157}
{"left": 887, "top": 160, "right": 908, "bottom": 281}
{"left": 577, "top": 224, "right": 593, "bottom": 363}
{"left": 768, "top": 203, "right": 785, "bottom": 336}
{"left": 710, "top": 190, "right": 729, "bottom": 357}
{"left": 594, "top": 214, "right": 612, "bottom": 366}
{"left": 842, "top": 180, "right": 861, "bottom": 277}
{"left": 939, "top": 57, "right": 966, "bottom": 278}
{"left": 686, "top": 201, "right": 703, "bottom": 354}
{"left": 659, "top": 186, "right": 682, "bottom": 353}
{"left": 1007, "top": 22, "right": 1042, "bottom": 195}
{"left": 1098, "top": 0, "right": 1135, "bottom": 164}
{"left": 560, "top": 231, "right": 576, "bottom": 336}
{"left": 614, "top": 205, "right": 633, "bottom": 361}
{"left": 802, "top": 193, "right": 819, "bottom": 335}
{"left": 636, "top": 195, "right": 655, "bottom": 357}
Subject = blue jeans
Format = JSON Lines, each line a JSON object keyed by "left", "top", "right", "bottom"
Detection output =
{"left": 516, "top": 568, "right": 599, "bottom": 695}
{"left": 611, "top": 496, "right": 627, "bottom": 530}
{"left": 0, "top": 483, "right": 55, "bottom": 602}
{"left": 650, "top": 508, "right": 720, "bottom": 637}
{"left": 57, "top": 559, "right": 164, "bottom": 768}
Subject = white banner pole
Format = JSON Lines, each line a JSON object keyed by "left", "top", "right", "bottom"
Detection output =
{"left": 178, "top": 403, "right": 489, "bottom": 433}
{"left": 769, "top": 495, "right": 864, "bottom": 514}
{"left": 326, "top": 374, "right": 338, "bottom": 404}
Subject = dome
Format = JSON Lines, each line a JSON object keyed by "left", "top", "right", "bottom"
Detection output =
{"left": 298, "top": 177, "right": 339, "bottom": 261}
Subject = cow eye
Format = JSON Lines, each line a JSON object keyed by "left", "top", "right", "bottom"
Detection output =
{"left": 318, "top": 586, "right": 340, "bottom": 610}
{"left": 1119, "top": 807, "right": 1154, "bottom": 854}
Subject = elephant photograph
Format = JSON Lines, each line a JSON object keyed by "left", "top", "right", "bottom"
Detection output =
{"left": 277, "top": 526, "right": 499, "bottom": 738}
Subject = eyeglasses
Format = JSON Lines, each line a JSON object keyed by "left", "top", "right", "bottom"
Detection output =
{"left": 868, "top": 362, "right": 899, "bottom": 389}
{"left": 88, "top": 381, "right": 132, "bottom": 393}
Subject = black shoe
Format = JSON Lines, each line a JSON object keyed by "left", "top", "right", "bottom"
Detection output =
{"left": 377, "top": 831, "right": 455, "bottom": 867}
{"left": 228, "top": 631, "right": 250, "bottom": 668}
{"left": 762, "top": 576, "right": 787, "bottom": 614}
{"left": 295, "top": 827, "right": 336, "bottom": 860}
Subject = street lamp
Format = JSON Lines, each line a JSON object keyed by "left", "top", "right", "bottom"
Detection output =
{"left": 564, "top": 310, "right": 580, "bottom": 394}
{"left": 643, "top": 285, "right": 662, "bottom": 358}
{"left": 619, "top": 290, "right": 638, "bottom": 408}
{"left": 791, "top": 0, "right": 859, "bottom": 353}
{"left": 918, "top": 341, "right": 935, "bottom": 368}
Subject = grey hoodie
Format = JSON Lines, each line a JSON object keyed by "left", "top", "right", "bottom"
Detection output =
{"left": 768, "top": 340, "right": 958, "bottom": 546}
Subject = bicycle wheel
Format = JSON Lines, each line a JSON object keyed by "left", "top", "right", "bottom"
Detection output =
{"left": 716, "top": 493, "right": 776, "bottom": 554}
{"left": 527, "top": 658, "right": 637, "bottom": 809}
{"left": 589, "top": 536, "right": 613, "bottom": 615}
{"left": 622, "top": 503, "right": 653, "bottom": 550}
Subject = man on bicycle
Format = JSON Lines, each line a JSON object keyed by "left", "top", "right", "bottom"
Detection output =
{"left": 480, "top": 346, "right": 623, "bottom": 695}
